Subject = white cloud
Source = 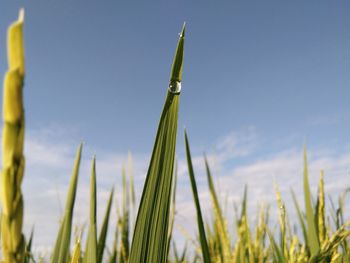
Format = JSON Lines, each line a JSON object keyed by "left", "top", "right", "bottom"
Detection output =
{"left": 215, "top": 125, "right": 258, "bottom": 161}
{"left": 1, "top": 125, "right": 350, "bottom": 257}
{"left": 18, "top": 127, "right": 149, "bottom": 254}
{"left": 172, "top": 132, "right": 350, "bottom": 252}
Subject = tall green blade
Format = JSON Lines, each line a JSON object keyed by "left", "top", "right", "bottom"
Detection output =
{"left": 119, "top": 168, "right": 130, "bottom": 263}
{"left": 127, "top": 152, "right": 137, "bottom": 240}
{"left": 24, "top": 227, "right": 34, "bottom": 263}
{"left": 97, "top": 187, "right": 114, "bottom": 263}
{"left": 127, "top": 152, "right": 136, "bottom": 208}
{"left": 129, "top": 23, "right": 185, "bottom": 263}
{"left": 291, "top": 189, "right": 308, "bottom": 244}
{"left": 205, "top": 156, "right": 231, "bottom": 262}
{"left": 205, "top": 156, "right": 224, "bottom": 229}
{"left": 70, "top": 240, "right": 81, "bottom": 263}
{"left": 184, "top": 130, "right": 211, "bottom": 263}
{"left": 108, "top": 219, "right": 119, "bottom": 263}
{"left": 303, "top": 148, "right": 320, "bottom": 256}
{"left": 267, "top": 230, "right": 286, "bottom": 263}
{"left": 51, "top": 144, "right": 83, "bottom": 263}
{"left": 166, "top": 160, "right": 178, "bottom": 260}
{"left": 83, "top": 157, "right": 98, "bottom": 263}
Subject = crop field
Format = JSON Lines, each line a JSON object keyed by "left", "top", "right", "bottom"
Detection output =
{"left": 1, "top": 7, "right": 350, "bottom": 263}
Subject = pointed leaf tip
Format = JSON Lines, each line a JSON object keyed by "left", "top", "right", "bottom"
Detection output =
{"left": 169, "top": 23, "right": 185, "bottom": 84}
{"left": 18, "top": 8, "right": 25, "bottom": 22}
{"left": 180, "top": 22, "right": 186, "bottom": 37}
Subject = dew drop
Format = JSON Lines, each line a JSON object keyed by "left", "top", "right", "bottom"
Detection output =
{"left": 168, "top": 80, "right": 181, "bottom": 94}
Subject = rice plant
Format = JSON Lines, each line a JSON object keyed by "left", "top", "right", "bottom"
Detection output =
{"left": 1, "top": 9, "right": 26, "bottom": 263}
{"left": 129, "top": 23, "right": 185, "bottom": 263}
{"left": 1, "top": 9, "right": 350, "bottom": 263}
{"left": 181, "top": 144, "right": 350, "bottom": 263}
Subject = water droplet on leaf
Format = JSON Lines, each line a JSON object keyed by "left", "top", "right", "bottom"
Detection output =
{"left": 168, "top": 80, "right": 181, "bottom": 94}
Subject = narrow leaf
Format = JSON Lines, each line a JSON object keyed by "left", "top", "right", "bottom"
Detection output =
{"left": 166, "top": 160, "right": 178, "bottom": 260}
{"left": 291, "top": 189, "right": 308, "bottom": 245}
{"left": 70, "top": 240, "right": 81, "bottom": 263}
{"left": 52, "top": 143, "right": 83, "bottom": 263}
{"left": 97, "top": 187, "right": 114, "bottom": 263}
{"left": 119, "top": 168, "right": 130, "bottom": 263}
{"left": 267, "top": 230, "right": 286, "bottom": 263}
{"left": 24, "top": 227, "right": 34, "bottom": 263}
{"left": 83, "top": 157, "right": 98, "bottom": 263}
{"left": 303, "top": 148, "right": 320, "bottom": 256}
{"left": 205, "top": 156, "right": 231, "bottom": 262}
{"left": 129, "top": 23, "right": 185, "bottom": 263}
{"left": 184, "top": 130, "right": 211, "bottom": 263}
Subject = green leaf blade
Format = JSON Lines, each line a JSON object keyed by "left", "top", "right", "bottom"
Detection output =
{"left": 303, "top": 148, "right": 320, "bottom": 256}
{"left": 83, "top": 157, "right": 98, "bottom": 263}
{"left": 51, "top": 143, "right": 83, "bottom": 263}
{"left": 129, "top": 24, "right": 185, "bottom": 263}
{"left": 97, "top": 187, "right": 114, "bottom": 263}
{"left": 184, "top": 130, "right": 211, "bottom": 263}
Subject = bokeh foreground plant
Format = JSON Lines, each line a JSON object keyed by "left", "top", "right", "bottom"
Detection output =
{"left": 1, "top": 9, "right": 26, "bottom": 263}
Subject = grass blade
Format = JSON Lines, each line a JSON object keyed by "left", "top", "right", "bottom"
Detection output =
{"left": 83, "top": 157, "right": 98, "bottom": 263}
{"left": 51, "top": 143, "right": 83, "bottom": 263}
{"left": 129, "top": 23, "right": 185, "bottom": 263}
{"left": 291, "top": 189, "right": 308, "bottom": 245}
{"left": 267, "top": 230, "right": 286, "bottom": 263}
{"left": 118, "top": 168, "right": 130, "bottom": 263}
{"left": 70, "top": 240, "right": 81, "bottom": 263}
{"left": 205, "top": 156, "right": 231, "bottom": 262}
{"left": 166, "top": 160, "right": 178, "bottom": 260}
{"left": 184, "top": 130, "right": 211, "bottom": 263}
{"left": 108, "top": 218, "right": 119, "bottom": 263}
{"left": 303, "top": 148, "right": 320, "bottom": 256}
{"left": 24, "top": 227, "right": 34, "bottom": 263}
{"left": 97, "top": 187, "right": 114, "bottom": 263}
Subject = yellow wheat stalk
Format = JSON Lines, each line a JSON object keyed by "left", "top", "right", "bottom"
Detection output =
{"left": 274, "top": 184, "right": 289, "bottom": 259}
{"left": 317, "top": 170, "right": 326, "bottom": 245}
{"left": 1, "top": 9, "right": 26, "bottom": 263}
{"left": 70, "top": 240, "right": 81, "bottom": 263}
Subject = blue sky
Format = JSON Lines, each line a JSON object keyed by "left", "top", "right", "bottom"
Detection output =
{"left": 1, "top": 0, "right": 350, "bottom": 254}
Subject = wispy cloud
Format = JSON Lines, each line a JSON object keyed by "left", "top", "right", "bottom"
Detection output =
{"left": 20, "top": 127, "right": 149, "bottom": 252}
{"left": 215, "top": 125, "right": 258, "bottom": 160}
{"left": 173, "top": 128, "right": 350, "bottom": 250}
{"left": 5, "top": 125, "right": 350, "bottom": 254}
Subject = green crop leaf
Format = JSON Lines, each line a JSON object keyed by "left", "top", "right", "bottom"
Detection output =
{"left": 97, "top": 187, "right": 114, "bottom": 263}
{"left": 291, "top": 189, "right": 308, "bottom": 245}
{"left": 184, "top": 130, "right": 211, "bottom": 263}
{"left": 205, "top": 156, "right": 231, "bottom": 262}
{"left": 268, "top": 230, "right": 286, "bottom": 263}
{"left": 119, "top": 168, "right": 130, "bottom": 263}
{"left": 70, "top": 240, "right": 81, "bottom": 263}
{"left": 51, "top": 143, "right": 83, "bottom": 263}
{"left": 24, "top": 227, "right": 34, "bottom": 263}
{"left": 166, "top": 160, "right": 178, "bottom": 261}
{"left": 303, "top": 148, "right": 320, "bottom": 256}
{"left": 129, "top": 23, "right": 185, "bottom": 263}
{"left": 108, "top": 220, "right": 119, "bottom": 263}
{"left": 83, "top": 157, "right": 98, "bottom": 263}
